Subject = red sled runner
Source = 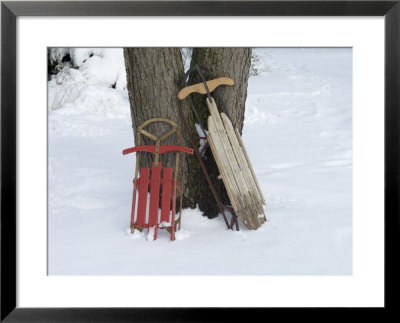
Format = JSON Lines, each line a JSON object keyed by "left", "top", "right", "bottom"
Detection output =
{"left": 123, "top": 118, "right": 193, "bottom": 241}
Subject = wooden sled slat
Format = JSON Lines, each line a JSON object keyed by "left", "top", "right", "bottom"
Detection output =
{"left": 136, "top": 168, "right": 150, "bottom": 227}
{"left": 149, "top": 162, "right": 161, "bottom": 228}
{"left": 207, "top": 122, "right": 240, "bottom": 214}
{"left": 221, "top": 113, "right": 265, "bottom": 225}
{"left": 221, "top": 113, "right": 265, "bottom": 217}
{"left": 161, "top": 167, "right": 173, "bottom": 224}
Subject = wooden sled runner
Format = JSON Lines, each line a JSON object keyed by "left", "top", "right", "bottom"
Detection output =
{"left": 123, "top": 118, "right": 194, "bottom": 241}
{"left": 178, "top": 74, "right": 266, "bottom": 230}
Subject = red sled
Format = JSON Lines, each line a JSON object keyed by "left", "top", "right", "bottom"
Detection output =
{"left": 123, "top": 118, "right": 193, "bottom": 241}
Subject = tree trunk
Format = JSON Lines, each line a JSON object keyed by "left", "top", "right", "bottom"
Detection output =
{"left": 123, "top": 48, "right": 192, "bottom": 207}
{"left": 186, "top": 48, "right": 252, "bottom": 218}
{"left": 123, "top": 47, "right": 252, "bottom": 219}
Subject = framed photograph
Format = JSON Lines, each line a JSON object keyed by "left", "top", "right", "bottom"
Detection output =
{"left": 1, "top": 0, "right": 399, "bottom": 321}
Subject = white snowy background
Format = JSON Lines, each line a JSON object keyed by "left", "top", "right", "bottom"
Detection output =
{"left": 48, "top": 48, "right": 352, "bottom": 275}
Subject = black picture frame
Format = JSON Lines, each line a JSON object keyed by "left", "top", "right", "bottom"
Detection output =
{"left": 1, "top": 1, "right": 399, "bottom": 321}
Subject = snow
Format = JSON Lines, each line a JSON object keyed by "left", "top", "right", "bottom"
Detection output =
{"left": 195, "top": 123, "right": 208, "bottom": 154}
{"left": 49, "top": 48, "right": 126, "bottom": 90}
{"left": 48, "top": 48, "right": 352, "bottom": 275}
{"left": 250, "top": 52, "right": 266, "bottom": 76}
{"left": 181, "top": 48, "right": 192, "bottom": 73}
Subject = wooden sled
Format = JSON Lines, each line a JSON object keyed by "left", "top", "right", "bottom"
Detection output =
{"left": 177, "top": 103, "right": 239, "bottom": 231}
{"left": 178, "top": 77, "right": 266, "bottom": 230}
{"left": 123, "top": 118, "right": 193, "bottom": 240}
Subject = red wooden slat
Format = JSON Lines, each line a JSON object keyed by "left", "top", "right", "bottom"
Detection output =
{"left": 148, "top": 162, "right": 161, "bottom": 228}
{"left": 161, "top": 167, "right": 173, "bottom": 224}
{"left": 159, "top": 145, "right": 194, "bottom": 155}
{"left": 136, "top": 168, "right": 149, "bottom": 227}
{"left": 123, "top": 145, "right": 155, "bottom": 155}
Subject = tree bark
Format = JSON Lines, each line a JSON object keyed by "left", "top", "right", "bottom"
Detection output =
{"left": 186, "top": 48, "right": 252, "bottom": 218}
{"left": 123, "top": 48, "right": 192, "bottom": 207}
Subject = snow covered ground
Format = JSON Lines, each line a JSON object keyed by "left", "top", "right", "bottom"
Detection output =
{"left": 48, "top": 48, "right": 352, "bottom": 275}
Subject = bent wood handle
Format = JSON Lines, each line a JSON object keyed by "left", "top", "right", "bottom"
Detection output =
{"left": 178, "top": 77, "right": 234, "bottom": 100}
{"left": 123, "top": 145, "right": 193, "bottom": 155}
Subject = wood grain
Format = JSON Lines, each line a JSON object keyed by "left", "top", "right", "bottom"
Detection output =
{"left": 178, "top": 77, "right": 234, "bottom": 100}
{"left": 221, "top": 113, "right": 265, "bottom": 218}
{"left": 206, "top": 98, "right": 260, "bottom": 229}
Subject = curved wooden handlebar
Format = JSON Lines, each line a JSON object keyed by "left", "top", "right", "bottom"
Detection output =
{"left": 123, "top": 145, "right": 194, "bottom": 156}
{"left": 178, "top": 77, "right": 234, "bottom": 100}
